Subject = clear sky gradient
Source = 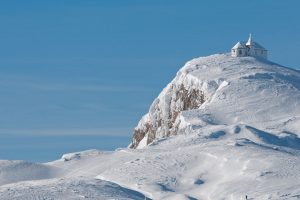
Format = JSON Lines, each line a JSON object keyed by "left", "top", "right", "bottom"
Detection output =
{"left": 0, "top": 0, "right": 299, "bottom": 139}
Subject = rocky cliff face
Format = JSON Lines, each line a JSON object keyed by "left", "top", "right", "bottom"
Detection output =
{"left": 130, "top": 54, "right": 300, "bottom": 149}
{"left": 130, "top": 83, "right": 205, "bottom": 148}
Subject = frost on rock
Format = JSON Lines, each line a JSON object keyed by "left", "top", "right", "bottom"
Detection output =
{"left": 130, "top": 76, "right": 206, "bottom": 149}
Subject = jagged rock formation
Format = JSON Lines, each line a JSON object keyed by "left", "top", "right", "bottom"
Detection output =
{"left": 130, "top": 84, "right": 205, "bottom": 148}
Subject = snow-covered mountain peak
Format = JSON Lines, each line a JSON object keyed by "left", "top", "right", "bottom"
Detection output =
{"left": 130, "top": 53, "right": 300, "bottom": 148}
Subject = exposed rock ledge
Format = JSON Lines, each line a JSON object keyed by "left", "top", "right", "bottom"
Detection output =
{"left": 130, "top": 82, "right": 205, "bottom": 148}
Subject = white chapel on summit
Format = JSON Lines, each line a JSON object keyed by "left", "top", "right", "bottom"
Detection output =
{"left": 231, "top": 34, "right": 268, "bottom": 59}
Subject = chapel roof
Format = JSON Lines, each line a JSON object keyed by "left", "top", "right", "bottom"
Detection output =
{"left": 232, "top": 41, "right": 266, "bottom": 50}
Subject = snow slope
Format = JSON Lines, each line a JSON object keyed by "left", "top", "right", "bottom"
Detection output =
{"left": 0, "top": 54, "right": 300, "bottom": 199}
{"left": 131, "top": 54, "right": 300, "bottom": 148}
{"left": 0, "top": 151, "right": 147, "bottom": 200}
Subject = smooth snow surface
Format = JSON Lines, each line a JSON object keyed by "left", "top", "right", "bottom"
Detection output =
{"left": 0, "top": 54, "right": 300, "bottom": 199}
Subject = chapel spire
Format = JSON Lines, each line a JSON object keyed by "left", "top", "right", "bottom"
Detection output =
{"left": 246, "top": 33, "right": 252, "bottom": 46}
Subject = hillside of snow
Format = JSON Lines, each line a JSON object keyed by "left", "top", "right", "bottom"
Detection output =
{"left": 130, "top": 54, "right": 300, "bottom": 148}
{"left": 0, "top": 54, "right": 300, "bottom": 199}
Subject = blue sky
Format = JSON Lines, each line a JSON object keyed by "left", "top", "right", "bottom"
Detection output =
{"left": 0, "top": 0, "right": 299, "bottom": 140}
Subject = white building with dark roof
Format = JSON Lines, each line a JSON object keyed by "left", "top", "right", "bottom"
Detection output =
{"left": 231, "top": 34, "right": 268, "bottom": 59}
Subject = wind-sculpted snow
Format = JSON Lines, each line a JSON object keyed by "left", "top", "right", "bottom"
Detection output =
{"left": 0, "top": 160, "right": 63, "bottom": 186}
{"left": 0, "top": 54, "right": 300, "bottom": 199}
{"left": 246, "top": 126, "right": 300, "bottom": 150}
